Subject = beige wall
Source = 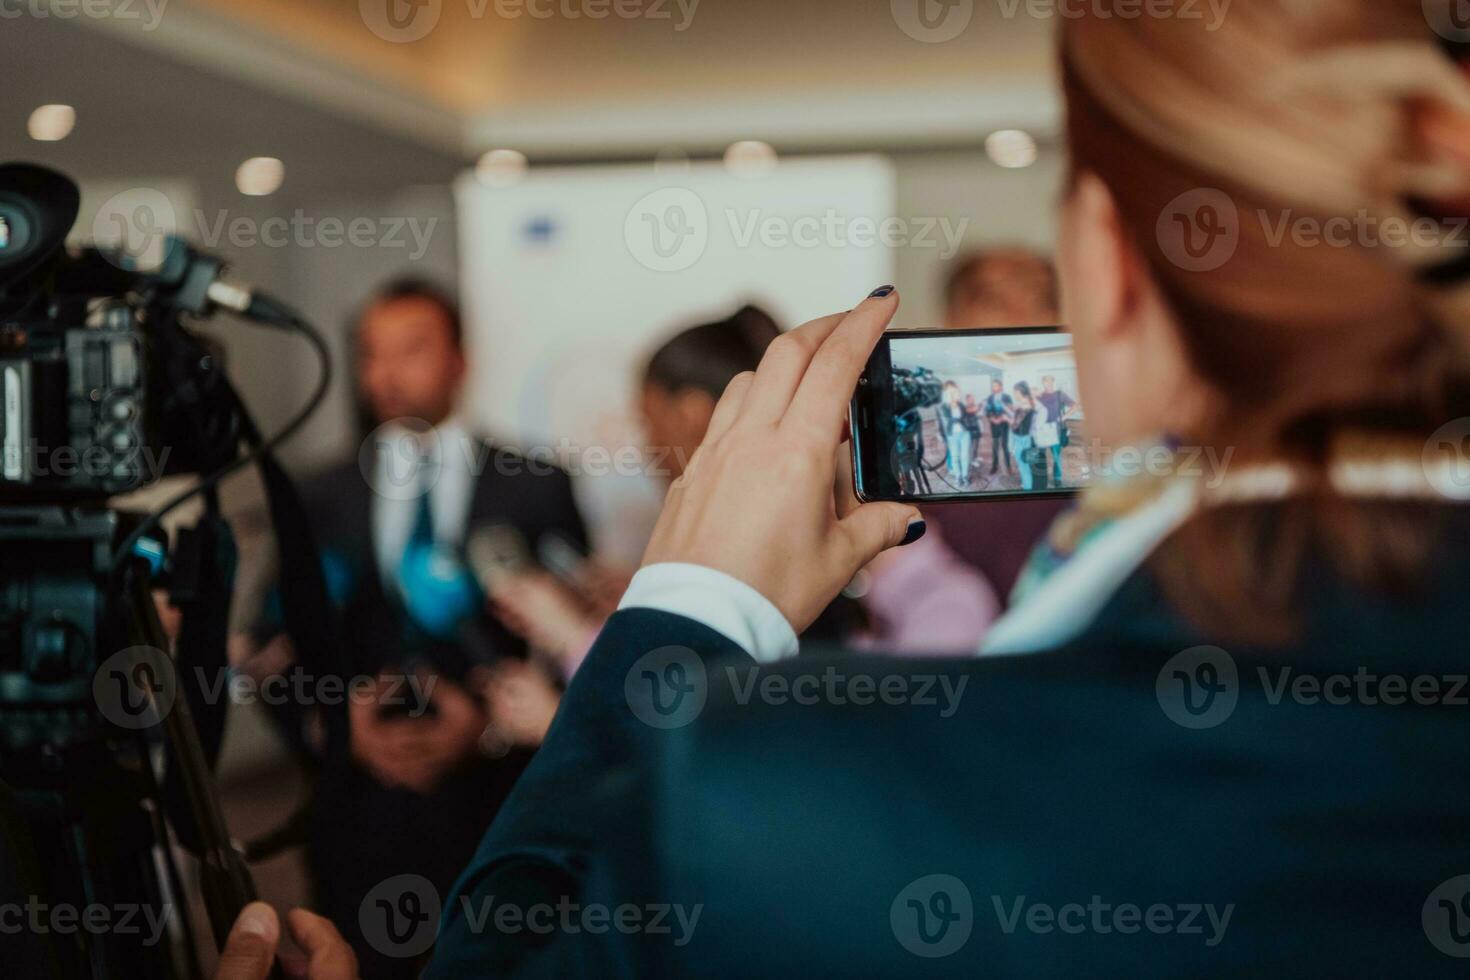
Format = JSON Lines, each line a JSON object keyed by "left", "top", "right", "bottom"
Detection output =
{"left": 893, "top": 146, "right": 1062, "bottom": 328}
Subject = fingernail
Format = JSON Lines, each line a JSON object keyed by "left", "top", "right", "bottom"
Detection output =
{"left": 868, "top": 285, "right": 895, "bottom": 298}
{"left": 899, "top": 519, "right": 926, "bottom": 547}
{"left": 238, "top": 902, "right": 276, "bottom": 939}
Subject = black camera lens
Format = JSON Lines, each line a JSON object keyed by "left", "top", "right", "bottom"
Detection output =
{"left": 0, "top": 202, "right": 34, "bottom": 262}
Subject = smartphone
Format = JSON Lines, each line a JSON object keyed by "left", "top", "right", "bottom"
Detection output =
{"left": 536, "top": 531, "right": 590, "bottom": 587}
{"left": 849, "top": 326, "right": 1088, "bottom": 503}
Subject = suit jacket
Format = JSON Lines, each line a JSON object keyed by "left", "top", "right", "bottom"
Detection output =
{"left": 296, "top": 439, "right": 587, "bottom": 677}
{"left": 287, "top": 437, "right": 587, "bottom": 979}
{"left": 427, "top": 501, "right": 1470, "bottom": 978}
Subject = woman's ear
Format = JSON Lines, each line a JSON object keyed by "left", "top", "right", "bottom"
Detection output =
{"left": 1060, "top": 171, "right": 1141, "bottom": 342}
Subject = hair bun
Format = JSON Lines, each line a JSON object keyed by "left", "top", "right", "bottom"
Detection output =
{"left": 727, "top": 304, "right": 782, "bottom": 348}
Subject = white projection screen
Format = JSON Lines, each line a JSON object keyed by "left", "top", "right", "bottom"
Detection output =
{"left": 455, "top": 155, "right": 895, "bottom": 562}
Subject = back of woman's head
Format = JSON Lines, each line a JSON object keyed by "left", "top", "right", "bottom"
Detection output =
{"left": 1060, "top": 2, "right": 1470, "bottom": 634}
{"left": 644, "top": 305, "right": 782, "bottom": 399}
{"left": 1064, "top": 2, "right": 1470, "bottom": 453}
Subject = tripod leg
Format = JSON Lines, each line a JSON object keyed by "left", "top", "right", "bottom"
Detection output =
{"left": 122, "top": 572, "right": 277, "bottom": 973}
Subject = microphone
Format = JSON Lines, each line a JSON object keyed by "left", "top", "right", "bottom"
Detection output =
{"left": 466, "top": 523, "right": 536, "bottom": 597}
{"left": 397, "top": 542, "right": 482, "bottom": 640}
{"left": 132, "top": 234, "right": 308, "bottom": 330}
{"left": 535, "top": 530, "right": 591, "bottom": 588}
{"left": 464, "top": 524, "right": 543, "bottom": 758}
{"left": 205, "top": 279, "right": 304, "bottom": 327}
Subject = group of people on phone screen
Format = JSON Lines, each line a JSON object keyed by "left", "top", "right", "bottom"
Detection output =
{"left": 937, "top": 374, "right": 1078, "bottom": 491}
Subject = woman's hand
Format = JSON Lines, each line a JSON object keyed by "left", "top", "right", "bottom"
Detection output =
{"left": 641, "top": 287, "right": 923, "bottom": 632}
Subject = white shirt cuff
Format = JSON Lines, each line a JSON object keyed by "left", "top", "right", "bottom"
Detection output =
{"left": 617, "top": 563, "right": 800, "bottom": 663}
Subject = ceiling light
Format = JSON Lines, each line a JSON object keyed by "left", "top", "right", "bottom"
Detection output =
{"left": 28, "top": 105, "right": 76, "bottom": 142}
{"left": 985, "top": 130, "right": 1038, "bottom": 169}
{"left": 724, "top": 141, "right": 777, "bottom": 178}
{"left": 476, "top": 149, "right": 528, "bottom": 187}
{"left": 236, "top": 157, "right": 285, "bottom": 196}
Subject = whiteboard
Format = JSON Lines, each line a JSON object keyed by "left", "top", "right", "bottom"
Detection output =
{"left": 455, "top": 156, "right": 895, "bottom": 562}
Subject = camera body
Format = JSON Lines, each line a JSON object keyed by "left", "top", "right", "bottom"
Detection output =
{"left": 0, "top": 164, "right": 238, "bottom": 502}
{"left": 891, "top": 364, "right": 943, "bottom": 419}
{"left": 1, "top": 308, "right": 152, "bottom": 497}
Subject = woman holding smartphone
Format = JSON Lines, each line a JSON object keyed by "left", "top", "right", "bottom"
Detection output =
{"left": 431, "top": 5, "right": 1470, "bottom": 975}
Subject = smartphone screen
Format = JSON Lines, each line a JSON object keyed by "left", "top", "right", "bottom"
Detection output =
{"left": 849, "top": 327, "right": 1088, "bottom": 502}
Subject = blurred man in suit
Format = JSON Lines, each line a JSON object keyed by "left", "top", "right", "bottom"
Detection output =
{"left": 245, "top": 279, "right": 586, "bottom": 977}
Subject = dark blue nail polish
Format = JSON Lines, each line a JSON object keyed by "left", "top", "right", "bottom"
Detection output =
{"left": 899, "top": 519, "right": 926, "bottom": 547}
{"left": 868, "top": 285, "right": 895, "bottom": 298}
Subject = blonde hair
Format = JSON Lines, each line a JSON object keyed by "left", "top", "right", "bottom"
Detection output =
{"left": 1060, "top": 2, "right": 1470, "bottom": 637}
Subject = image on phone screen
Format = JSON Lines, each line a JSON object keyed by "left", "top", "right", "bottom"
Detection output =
{"left": 850, "top": 327, "right": 1088, "bottom": 502}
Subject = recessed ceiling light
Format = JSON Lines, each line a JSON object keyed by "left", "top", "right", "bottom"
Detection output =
{"left": 724, "top": 140, "right": 777, "bottom": 178}
{"left": 476, "top": 149, "right": 528, "bottom": 187}
{"left": 29, "top": 105, "right": 76, "bottom": 142}
{"left": 236, "top": 157, "right": 285, "bottom": 196}
{"left": 985, "top": 129, "right": 1038, "bottom": 169}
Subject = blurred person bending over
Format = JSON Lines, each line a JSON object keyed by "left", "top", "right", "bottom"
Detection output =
{"left": 243, "top": 279, "right": 586, "bottom": 977}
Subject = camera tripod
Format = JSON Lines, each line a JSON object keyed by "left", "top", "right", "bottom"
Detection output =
{"left": 0, "top": 506, "right": 269, "bottom": 979}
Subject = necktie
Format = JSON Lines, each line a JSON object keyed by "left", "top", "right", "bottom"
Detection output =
{"left": 397, "top": 461, "right": 438, "bottom": 657}
{"left": 407, "top": 477, "right": 435, "bottom": 555}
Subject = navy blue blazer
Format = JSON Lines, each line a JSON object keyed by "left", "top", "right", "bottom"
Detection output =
{"left": 426, "top": 502, "right": 1470, "bottom": 978}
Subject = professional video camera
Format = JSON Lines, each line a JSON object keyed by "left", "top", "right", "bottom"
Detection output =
{"left": 0, "top": 163, "right": 341, "bottom": 979}
{"left": 0, "top": 167, "right": 239, "bottom": 499}
{"left": 891, "top": 364, "right": 943, "bottom": 421}
{"left": 887, "top": 366, "right": 943, "bottom": 494}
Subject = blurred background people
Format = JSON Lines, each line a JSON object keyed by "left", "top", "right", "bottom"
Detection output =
{"left": 236, "top": 278, "right": 586, "bottom": 977}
